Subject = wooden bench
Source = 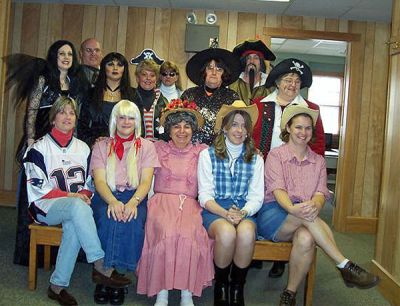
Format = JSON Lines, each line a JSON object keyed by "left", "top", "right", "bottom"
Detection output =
{"left": 28, "top": 224, "right": 62, "bottom": 290}
{"left": 253, "top": 240, "right": 316, "bottom": 306}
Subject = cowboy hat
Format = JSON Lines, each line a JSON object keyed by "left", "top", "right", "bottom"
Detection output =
{"left": 214, "top": 100, "right": 259, "bottom": 132}
{"left": 186, "top": 48, "right": 241, "bottom": 86}
{"left": 233, "top": 39, "right": 276, "bottom": 61}
{"left": 265, "top": 58, "right": 312, "bottom": 89}
{"left": 280, "top": 104, "right": 319, "bottom": 131}
{"left": 160, "top": 99, "right": 204, "bottom": 128}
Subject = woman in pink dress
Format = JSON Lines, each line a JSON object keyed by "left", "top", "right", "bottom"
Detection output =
{"left": 136, "top": 99, "right": 214, "bottom": 306}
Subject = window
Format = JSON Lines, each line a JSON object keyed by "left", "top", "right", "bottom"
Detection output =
{"left": 308, "top": 74, "right": 343, "bottom": 135}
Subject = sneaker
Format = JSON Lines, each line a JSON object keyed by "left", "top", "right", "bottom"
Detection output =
{"left": 338, "top": 261, "right": 380, "bottom": 289}
{"left": 279, "top": 289, "right": 296, "bottom": 306}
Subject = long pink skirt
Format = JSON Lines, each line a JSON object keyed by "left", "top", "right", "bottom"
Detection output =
{"left": 136, "top": 193, "right": 214, "bottom": 297}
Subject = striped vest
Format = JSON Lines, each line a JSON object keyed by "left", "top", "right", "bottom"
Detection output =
{"left": 208, "top": 147, "right": 256, "bottom": 204}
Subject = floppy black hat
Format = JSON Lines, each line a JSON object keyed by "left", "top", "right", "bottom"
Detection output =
{"left": 265, "top": 58, "right": 312, "bottom": 89}
{"left": 185, "top": 48, "right": 241, "bottom": 86}
{"left": 233, "top": 39, "right": 276, "bottom": 61}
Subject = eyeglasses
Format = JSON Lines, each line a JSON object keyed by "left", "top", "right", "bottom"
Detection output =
{"left": 84, "top": 48, "right": 101, "bottom": 54}
{"left": 161, "top": 72, "right": 177, "bottom": 77}
{"left": 206, "top": 65, "right": 224, "bottom": 73}
{"left": 281, "top": 78, "right": 301, "bottom": 86}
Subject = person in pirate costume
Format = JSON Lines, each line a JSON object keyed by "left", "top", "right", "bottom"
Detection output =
{"left": 130, "top": 49, "right": 168, "bottom": 141}
{"left": 229, "top": 39, "right": 276, "bottom": 105}
{"left": 252, "top": 58, "right": 325, "bottom": 278}
{"left": 181, "top": 47, "right": 241, "bottom": 145}
{"left": 5, "top": 39, "right": 90, "bottom": 267}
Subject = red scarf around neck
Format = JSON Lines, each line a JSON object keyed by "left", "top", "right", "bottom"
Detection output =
{"left": 114, "top": 133, "right": 135, "bottom": 160}
{"left": 51, "top": 127, "right": 73, "bottom": 147}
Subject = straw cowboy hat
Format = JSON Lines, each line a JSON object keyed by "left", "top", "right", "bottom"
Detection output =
{"left": 186, "top": 47, "right": 241, "bottom": 86}
{"left": 160, "top": 99, "right": 204, "bottom": 128}
{"left": 280, "top": 104, "right": 319, "bottom": 131}
{"left": 265, "top": 58, "right": 313, "bottom": 89}
{"left": 214, "top": 100, "right": 259, "bottom": 132}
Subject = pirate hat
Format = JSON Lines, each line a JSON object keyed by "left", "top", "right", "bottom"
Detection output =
{"left": 130, "top": 48, "right": 164, "bottom": 65}
{"left": 233, "top": 39, "right": 276, "bottom": 61}
{"left": 265, "top": 58, "right": 312, "bottom": 89}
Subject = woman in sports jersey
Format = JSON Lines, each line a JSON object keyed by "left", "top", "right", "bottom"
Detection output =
{"left": 24, "top": 96, "right": 131, "bottom": 306}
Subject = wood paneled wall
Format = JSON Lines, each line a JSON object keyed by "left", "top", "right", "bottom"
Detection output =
{"left": 372, "top": 0, "right": 400, "bottom": 303}
{"left": 0, "top": 3, "right": 391, "bottom": 236}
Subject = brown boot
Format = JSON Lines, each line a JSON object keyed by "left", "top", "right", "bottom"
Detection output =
{"left": 279, "top": 289, "right": 296, "bottom": 306}
{"left": 338, "top": 261, "right": 380, "bottom": 289}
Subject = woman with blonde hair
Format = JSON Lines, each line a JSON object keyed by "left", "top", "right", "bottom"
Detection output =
{"left": 90, "top": 100, "right": 160, "bottom": 304}
{"left": 135, "top": 59, "right": 168, "bottom": 140}
{"left": 158, "top": 61, "right": 183, "bottom": 101}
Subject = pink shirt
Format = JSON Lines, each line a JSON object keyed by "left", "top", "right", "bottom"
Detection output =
{"left": 90, "top": 137, "right": 160, "bottom": 191}
{"left": 153, "top": 141, "right": 208, "bottom": 199}
{"left": 264, "top": 144, "right": 330, "bottom": 203}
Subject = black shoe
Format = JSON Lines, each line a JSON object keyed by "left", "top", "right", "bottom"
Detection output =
{"left": 109, "top": 287, "right": 126, "bottom": 305}
{"left": 229, "top": 263, "right": 248, "bottom": 306}
{"left": 47, "top": 286, "right": 78, "bottom": 306}
{"left": 94, "top": 284, "right": 109, "bottom": 304}
{"left": 92, "top": 268, "right": 131, "bottom": 288}
{"left": 214, "top": 281, "right": 229, "bottom": 306}
{"left": 269, "top": 261, "right": 286, "bottom": 278}
{"left": 230, "top": 283, "right": 244, "bottom": 306}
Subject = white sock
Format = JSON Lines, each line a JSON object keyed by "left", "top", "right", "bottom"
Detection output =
{"left": 180, "top": 289, "right": 194, "bottom": 306}
{"left": 337, "top": 259, "right": 350, "bottom": 268}
{"left": 154, "top": 290, "right": 169, "bottom": 306}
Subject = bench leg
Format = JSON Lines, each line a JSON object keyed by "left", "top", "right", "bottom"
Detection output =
{"left": 28, "top": 230, "right": 37, "bottom": 290}
{"left": 44, "top": 245, "right": 51, "bottom": 271}
{"left": 303, "top": 250, "right": 317, "bottom": 306}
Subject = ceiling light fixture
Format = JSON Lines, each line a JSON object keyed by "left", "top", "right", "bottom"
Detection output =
{"left": 206, "top": 11, "right": 217, "bottom": 25}
{"left": 186, "top": 11, "right": 197, "bottom": 24}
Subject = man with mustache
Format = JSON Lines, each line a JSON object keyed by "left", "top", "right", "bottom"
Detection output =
{"left": 230, "top": 40, "right": 276, "bottom": 105}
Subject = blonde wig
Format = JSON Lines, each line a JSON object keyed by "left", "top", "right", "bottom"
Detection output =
{"left": 106, "top": 100, "right": 142, "bottom": 191}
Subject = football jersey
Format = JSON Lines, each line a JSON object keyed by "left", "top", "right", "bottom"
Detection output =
{"left": 24, "top": 133, "right": 91, "bottom": 219}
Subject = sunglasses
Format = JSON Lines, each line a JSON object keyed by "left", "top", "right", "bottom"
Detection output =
{"left": 161, "top": 72, "right": 177, "bottom": 77}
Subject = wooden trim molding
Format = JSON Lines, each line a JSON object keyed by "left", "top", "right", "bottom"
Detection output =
{"left": 263, "top": 27, "right": 361, "bottom": 41}
{"left": 371, "top": 260, "right": 400, "bottom": 306}
{"left": 344, "top": 216, "right": 378, "bottom": 233}
{"left": 0, "top": 190, "right": 16, "bottom": 207}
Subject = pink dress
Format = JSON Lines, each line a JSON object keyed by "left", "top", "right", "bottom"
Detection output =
{"left": 136, "top": 141, "right": 214, "bottom": 297}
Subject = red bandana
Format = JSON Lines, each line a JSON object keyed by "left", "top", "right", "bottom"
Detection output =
{"left": 113, "top": 133, "right": 135, "bottom": 160}
{"left": 241, "top": 50, "right": 264, "bottom": 59}
{"left": 51, "top": 127, "right": 73, "bottom": 147}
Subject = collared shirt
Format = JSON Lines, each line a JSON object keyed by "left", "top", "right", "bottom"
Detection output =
{"left": 198, "top": 146, "right": 264, "bottom": 216}
{"left": 260, "top": 90, "right": 309, "bottom": 150}
{"left": 264, "top": 144, "right": 330, "bottom": 203}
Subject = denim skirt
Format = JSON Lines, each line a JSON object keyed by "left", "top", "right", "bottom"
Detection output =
{"left": 256, "top": 201, "right": 288, "bottom": 242}
{"left": 91, "top": 189, "right": 147, "bottom": 271}
{"left": 202, "top": 198, "right": 256, "bottom": 231}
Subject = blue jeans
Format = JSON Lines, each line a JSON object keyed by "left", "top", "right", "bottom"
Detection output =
{"left": 37, "top": 197, "right": 104, "bottom": 287}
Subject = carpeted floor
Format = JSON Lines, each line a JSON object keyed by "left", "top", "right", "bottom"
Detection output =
{"left": 0, "top": 203, "right": 389, "bottom": 306}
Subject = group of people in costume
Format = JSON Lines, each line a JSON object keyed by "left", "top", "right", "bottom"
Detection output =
{"left": 7, "top": 37, "right": 380, "bottom": 306}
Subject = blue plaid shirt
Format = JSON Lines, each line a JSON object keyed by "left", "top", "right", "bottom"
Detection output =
{"left": 208, "top": 146, "right": 256, "bottom": 206}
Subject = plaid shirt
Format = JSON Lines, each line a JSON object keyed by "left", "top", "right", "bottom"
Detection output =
{"left": 208, "top": 147, "right": 256, "bottom": 205}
